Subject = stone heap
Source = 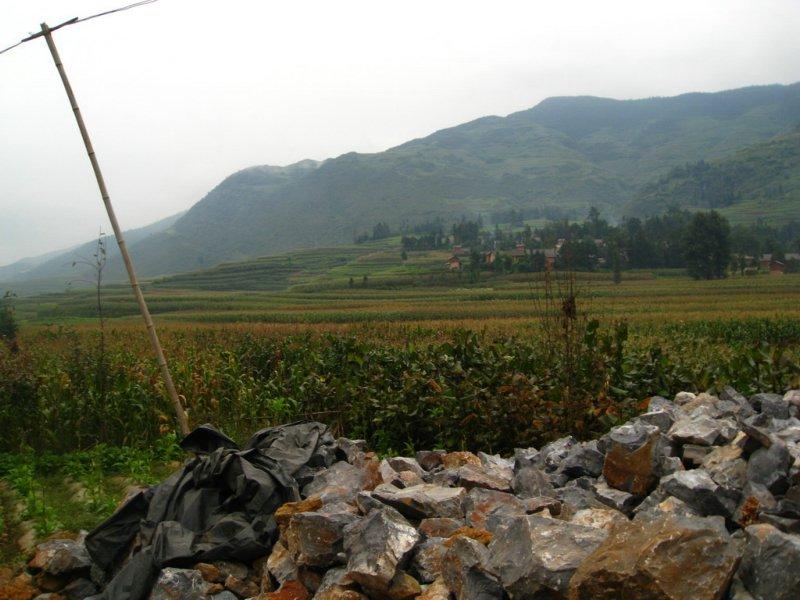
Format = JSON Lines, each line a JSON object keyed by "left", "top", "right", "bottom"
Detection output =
{"left": 8, "top": 387, "right": 800, "bottom": 600}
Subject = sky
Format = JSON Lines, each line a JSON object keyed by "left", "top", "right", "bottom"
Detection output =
{"left": 1, "top": 0, "right": 799, "bottom": 265}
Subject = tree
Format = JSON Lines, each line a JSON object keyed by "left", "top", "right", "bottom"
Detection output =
{"left": 684, "top": 211, "right": 731, "bottom": 280}
{"left": 401, "top": 250, "right": 408, "bottom": 261}
{"left": 611, "top": 242, "right": 622, "bottom": 284}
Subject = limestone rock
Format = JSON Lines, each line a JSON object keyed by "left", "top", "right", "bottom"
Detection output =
{"left": 441, "top": 536, "right": 503, "bottom": 600}
{"left": 343, "top": 507, "right": 420, "bottom": 592}
{"left": 148, "top": 568, "right": 207, "bottom": 600}
{"left": 487, "top": 515, "right": 607, "bottom": 598}
{"left": 660, "top": 469, "right": 738, "bottom": 517}
{"left": 304, "top": 462, "right": 367, "bottom": 503}
{"left": 751, "top": 393, "right": 789, "bottom": 419}
{"left": 418, "top": 518, "right": 463, "bottom": 539}
{"left": 412, "top": 538, "right": 446, "bottom": 583}
{"left": 568, "top": 515, "right": 741, "bottom": 600}
{"left": 747, "top": 440, "right": 792, "bottom": 495}
{"left": 28, "top": 539, "right": 92, "bottom": 576}
{"left": 371, "top": 484, "right": 466, "bottom": 520}
{"left": 570, "top": 508, "right": 628, "bottom": 532}
{"left": 456, "top": 463, "right": 512, "bottom": 492}
{"left": 463, "top": 488, "right": 526, "bottom": 532}
{"left": 602, "top": 421, "right": 664, "bottom": 496}
{"left": 511, "top": 466, "right": 554, "bottom": 499}
{"left": 737, "top": 523, "right": 800, "bottom": 600}
{"left": 669, "top": 417, "right": 729, "bottom": 446}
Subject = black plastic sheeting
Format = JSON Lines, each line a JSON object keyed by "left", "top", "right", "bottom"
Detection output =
{"left": 85, "top": 421, "right": 337, "bottom": 600}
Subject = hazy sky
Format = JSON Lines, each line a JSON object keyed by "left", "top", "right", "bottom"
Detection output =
{"left": 1, "top": 0, "right": 799, "bottom": 265}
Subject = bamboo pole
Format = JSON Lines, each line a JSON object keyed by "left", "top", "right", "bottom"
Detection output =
{"left": 40, "top": 22, "right": 190, "bottom": 436}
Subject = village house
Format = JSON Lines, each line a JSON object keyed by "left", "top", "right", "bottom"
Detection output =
{"left": 769, "top": 260, "right": 786, "bottom": 275}
{"left": 509, "top": 242, "right": 527, "bottom": 263}
{"left": 483, "top": 249, "right": 497, "bottom": 265}
{"left": 445, "top": 255, "right": 462, "bottom": 271}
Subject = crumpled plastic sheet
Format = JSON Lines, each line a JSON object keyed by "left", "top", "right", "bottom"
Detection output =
{"left": 85, "top": 421, "right": 337, "bottom": 600}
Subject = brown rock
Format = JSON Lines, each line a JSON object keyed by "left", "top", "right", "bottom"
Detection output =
{"left": 418, "top": 518, "right": 463, "bottom": 539}
{"left": 441, "top": 452, "right": 481, "bottom": 470}
{"left": 225, "top": 574, "right": 260, "bottom": 598}
{"left": 569, "top": 515, "right": 741, "bottom": 600}
{"left": 456, "top": 464, "right": 512, "bottom": 492}
{"left": 267, "top": 541, "right": 299, "bottom": 585}
{"left": 314, "top": 585, "right": 369, "bottom": 600}
{"left": 603, "top": 424, "right": 664, "bottom": 496}
{"left": 443, "top": 527, "right": 493, "bottom": 547}
{"left": 275, "top": 497, "right": 324, "bottom": 528}
{"left": 262, "top": 579, "right": 310, "bottom": 600}
{"left": 418, "top": 578, "right": 449, "bottom": 600}
{"left": 0, "top": 574, "right": 38, "bottom": 600}
{"left": 195, "top": 562, "right": 222, "bottom": 583}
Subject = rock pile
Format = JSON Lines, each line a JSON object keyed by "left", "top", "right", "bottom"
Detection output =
{"left": 6, "top": 387, "right": 800, "bottom": 599}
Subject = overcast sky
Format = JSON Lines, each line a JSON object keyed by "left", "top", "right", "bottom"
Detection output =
{"left": 1, "top": 0, "right": 799, "bottom": 265}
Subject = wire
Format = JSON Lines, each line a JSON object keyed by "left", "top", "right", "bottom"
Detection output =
{"left": 0, "top": 0, "right": 160, "bottom": 56}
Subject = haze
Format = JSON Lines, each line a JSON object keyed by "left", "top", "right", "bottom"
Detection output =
{"left": 1, "top": 0, "right": 798, "bottom": 265}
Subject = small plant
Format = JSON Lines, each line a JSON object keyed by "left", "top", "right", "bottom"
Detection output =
{"left": 0, "top": 291, "right": 19, "bottom": 353}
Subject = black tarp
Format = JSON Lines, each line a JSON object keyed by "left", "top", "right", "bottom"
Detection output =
{"left": 85, "top": 421, "right": 336, "bottom": 600}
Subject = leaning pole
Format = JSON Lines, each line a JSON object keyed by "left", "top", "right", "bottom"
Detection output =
{"left": 40, "top": 21, "right": 190, "bottom": 436}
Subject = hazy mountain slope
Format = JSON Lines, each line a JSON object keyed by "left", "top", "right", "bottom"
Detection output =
{"left": 627, "top": 129, "right": 800, "bottom": 222}
{"left": 0, "top": 211, "right": 185, "bottom": 286}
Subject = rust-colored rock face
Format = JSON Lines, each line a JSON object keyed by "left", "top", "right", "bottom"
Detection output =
{"left": 441, "top": 452, "right": 481, "bottom": 470}
{"left": 602, "top": 429, "right": 662, "bottom": 496}
{"left": 569, "top": 515, "right": 741, "bottom": 600}
{"left": 263, "top": 579, "right": 310, "bottom": 600}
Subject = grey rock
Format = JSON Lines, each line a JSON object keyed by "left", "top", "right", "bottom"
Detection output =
{"left": 343, "top": 507, "right": 420, "bottom": 592}
{"left": 266, "top": 540, "right": 298, "bottom": 585}
{"left": 289, "top": 507, "right": 360, "bottom": 567}
{"left": 412, "top": 537, "right": 446, "bottom": 583}
{"left": 148, "top": 568, "right": 207, "bottom": 600}
{"left": 540, "top": 436, "right": 579, "bottom": 472}
{"left": 747, "top": 440, "right": 792, "bottom": 495}
{"left": 336, "top": 437, "right": 367, "bottom": 464}
{"left": 738, "top": 523, "right": 800, "bottom": 600}
{"left": 486, "top": 515, "right": 607, "bottom": 598}
{"left": 416, "top": 450, "right": 445, "bottom": 471}
{"left": 560, "top": 443, "right": 605, "bottom": 479}
{"left": 463, "top": 488, "right": 526, "bottom": 532}
{"left": 660, "top": 469, "right": 737, "bottom": 517}
{"left": 29, "top": 539, "right": 92, "bottom": 575}
{"left": 441, "top": 536, "right": 503, "bottom": 600}
{"left": 61, "top": 577, "right": 98, "bottom": 600}
{"left": 355, "top": 491, "right": 385, "bottom": 515}
{"left": 303, "top": 461, "right": 366, "bottom": 502}
{"left": 556, "top": 486, "right": 607, "bottom": 513}
{"left": 513, "top": 447, "right": 540, "bottom": 471}
{"left": 669, "top": 417, "right": 727, "bottom": 446}
{"left": 682, "top": 443, "right": 713, "bottom": 466}
{"left": 211, "top": 593, "right": 238, "bottom": 600}
{"left": 371, "top": 483, "right": 466, "bottom": 520}
{"left": 636, "top": 410, "right": 676, "bottom": 433}
{"left": 388, "top": 456, "right": 426, "bottom": 479}
{"left": 512, "top": 466, "right": 555, "bottom": 498}
{"left": 593, "top": 480, "right": 638, "bottom": 515}
{"left": 456, "top": 463, "right": 512, "bottom": 492}
{"left": 647, "top": 395, "right": 676, "bottom": 412}
{"left": 751, "top": 392, "right": 789, "bottom": 419}
{"left": 477, "top": 452, "right": 514, "bottom": 479}
{"left": 418, "top": 517, "right": 464, "bottom": 539}
{"left": 430, "top": 469, "right": 459, "bottom": 487}
{"left": 633, "top": 494, "right": 699, "bottom": 523}
{"left": 720, "top": 386, "right": 755, "bottom": 417}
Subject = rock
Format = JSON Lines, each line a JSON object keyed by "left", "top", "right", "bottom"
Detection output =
{"left": 267, "top": 543, "right": 298, "bottom": 587}
{"left": 456, "top": 463, "right": 512, "bottom": 492}
{"left": 429, "top": 469, "right": 459, "bottom": 487}
{"left": 371, "top": 484, "right": 466, "bottom": 520}
{"left": 720, "top": 386, "right": 755, "bottom": 417}
{"left": 415, "top": 451, "right": 445, "bottom": 472}
{"left": 379, "top": 460, "right": 405, "bottom": 488}
{"left": 556, "top": 486, "right": 607, "bottom": 514}
{"left": 735, "top": 482, "right": 776, "bottom": 526}
{"left": 682, "top": 444, "right": 713, "bottom": 466}
{"left": 304, "top": 462, "right": 367, "bottom": 503}
{"left": 523, "top": 496, "right": 562, "bottom": 516}
{"left": 417, "top": 578, "right": 449, "bottom": 600}
{"left": 568, "top": 515, "right": 741, "bottom": 600}
{"left": 738, "top": 523, "right": 800, "bottom": 600}
{"left": 224, "top": 574, "right": 259, "bottom": 598}
{"left": 571, "top": 508, "right": 628, "bottom": 531}
{"left": 747, "top": 439, "right": 792, "bottom": 495}
{"left": 441, "top": 536, "right": 503, "bottom": 600}
{"left": 593, "top": 480, "right": 639, "bottom": 514}
{"left": 602, "top": 421, "right": 664, "bottom": 496}
{"left": 210, "top": 592, "right": 238, "bottom": 600}
{"left": 288, "top": 507, "right": 360, "bottom": 567}
{"left": 337, "top": 438, "right": 367, "bottom": 465}
{"left": 751, "top": 393, "right": 789, "bottom": 419}
{"left": 513, "top": 447, "right": 540, "bottom": 470}
{"left": 463, "top": 488, "right": 526, "bottom": 531}
{"left": 275, "top": 497, "right": 325, "bottom": 529}
{"left": 539, "top": 436, "right": 579, "bottom": 472}
{"left": 388, "top": 456, "right": 425, "bottom": 479}
{"left": 444, "top": 526, "right": 493, "bottom": 547}
{"left": 477, "top": 452, "right": 514, "bottom": 478}
{"left": 0, "top": 573, "right": 38, "bottom": 600}
{"left": 511, "top": 466, "right": 555, "bottom": 498}
{"left": 487, "top": 515, "right": 607, "bottom": 598}
{"left": 674, "top": 391, "right": 697, "bottom": 405}
{"left": 211, "top": 561, "right": 248, "bottom": 583}
{"left": 355, "top": 491, "right": 385, "bottom": 515}
{"left": 412, "top": 538, "right": 446, "bottom": 583}
{"left": 195, "top": 563, "right": 222, "bottom": 583}
{"left": 262, "top": 579, "right": 310, "bottom": 600}
{"left": 637, "top": 410, "right": 676, "bottom": 433}
{"left": 28, "top": 539, "right": 92, "bottom": 575}
{"left": 669, "top": 417, "right": 729, "bottom": 446}
{"left": 380, "top": 570, "right": 422, "bottom": 600}
{"left": 149, "top": 568, "right": 207, "bottom": 600}
{"left": 702, "top": 444, "right": 748, "bottom": 491}
{"left": 441, "top": 452, "right": 481, "bottom": 470}
{"left": 60, "top": 577, "right": 98, "bottom": 600}
{"left": 343, "top": 507, "right": 420, "bottom": 592}
{"left": 418, "top": 518, "right": 463, "bottom": 539}
{"left": 314, "top": 586, "right": 368, "bottom": 600}
{"left": 560, "top": 443, "right": 605, "bottom": 479}
{"left": 660, "top": 469, "right": 737, "bottom": 517}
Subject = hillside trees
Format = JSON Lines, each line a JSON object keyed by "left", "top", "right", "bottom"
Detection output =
{"left": 684, "top": 211, "right": 731, "bottom": 279}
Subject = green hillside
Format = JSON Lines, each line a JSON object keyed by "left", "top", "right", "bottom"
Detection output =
{"left": 627, "top": 129, "right": 800, "bottom": 223}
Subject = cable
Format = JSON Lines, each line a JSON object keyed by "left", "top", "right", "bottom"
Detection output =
{"left": 0, "top": 0, "right": 159, "bottom": 56}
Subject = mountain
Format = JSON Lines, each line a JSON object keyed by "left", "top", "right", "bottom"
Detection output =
{"left": 8, "top": 83, "right": 800, "bottom": 284}
{"left": 626, "top": 129, "right": 800, "bottom": 223}
{"left": 0, "top": 211, "right": 185, "bottom": 292}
